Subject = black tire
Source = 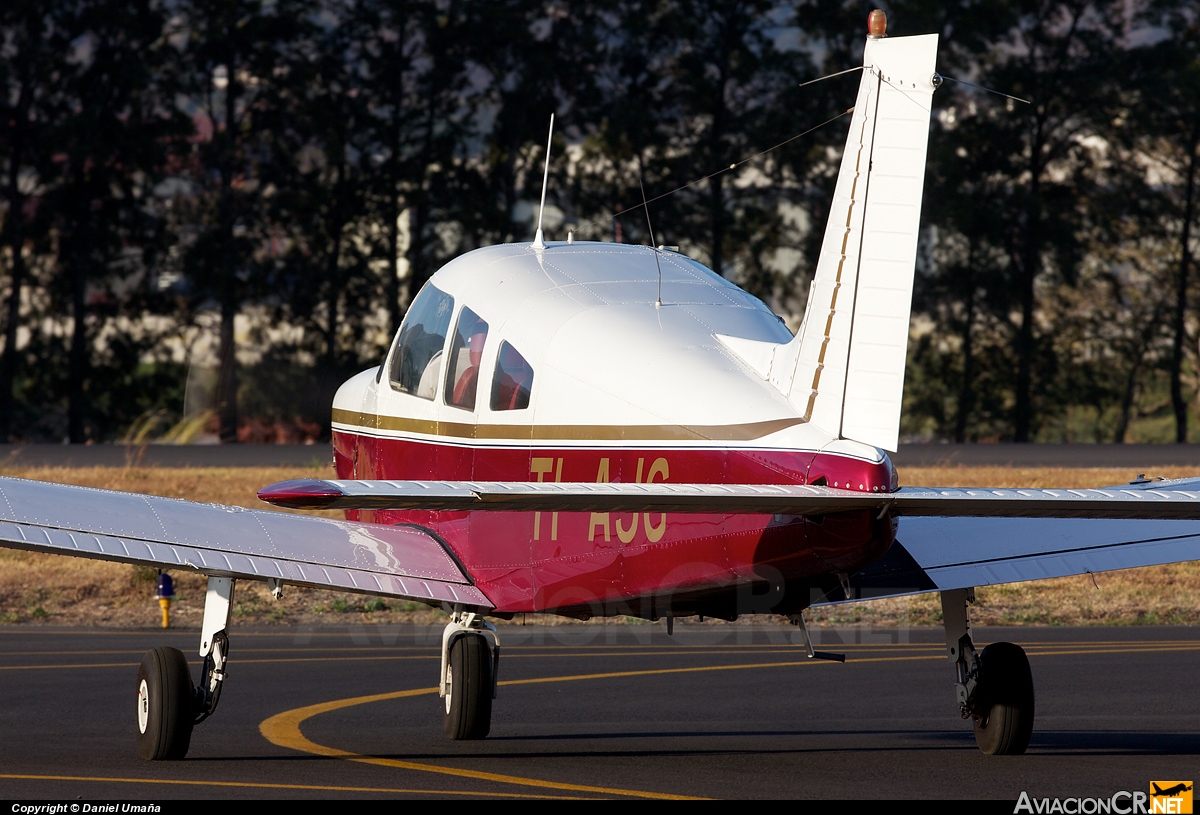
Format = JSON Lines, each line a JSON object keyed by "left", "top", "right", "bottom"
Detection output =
{"left": 136, "top": 647, "right": 195, "bottom": 760}
{"left": 972, "top": 642, "right": 1034, "bottom": 756}
{"left": 443, "top": 634, "right": 493, "bottom": 740}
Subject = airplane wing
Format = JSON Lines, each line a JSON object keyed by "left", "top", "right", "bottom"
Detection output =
{"left": 0, "top": 476, "right": 491, "bottom": 609}
{"left": 823, "top": 514, "right": 1200, "bottom": 605}
{"left": 259, "top": 476, "right": 1200, "bottom": 603}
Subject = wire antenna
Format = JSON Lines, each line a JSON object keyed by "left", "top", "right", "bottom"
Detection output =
{"left": 638, "top": 169, "right": 663, "bottom": 308}
{"left": 532, "top": 113, "right": 554, "bottom": 250}
{"left": 578, "top": 108, "right": 852, "bottom": 235}
{"left": 797, "top": 65, "right": 864, "bottom": 89}
{"left": 937, "top": 74, "right": 1030, "bottom": 105}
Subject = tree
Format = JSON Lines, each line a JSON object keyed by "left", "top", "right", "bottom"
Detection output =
{"left": 42, "top": 0, "right": 187, "bottom": 442}
{"left": 0, "top": 1, "right": 54, "bottom": 440}
{"left": 174, "top": 0, "right": 308, "bottom": 441}
{"left": 1130, "top": 0, "right": 1200, "bottom": 442}
{"left": 359, "top": 0, "right": 479, "bottom": 335}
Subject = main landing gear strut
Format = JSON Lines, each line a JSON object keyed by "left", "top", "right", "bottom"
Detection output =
{"left": 940, "top": 588, "right": 1035, "bottom": 755}
{"left": 134, "top": 581, "right": 502, "bottom": 759}
{"left": 440, "top": 606, "right": 500, "bottom": 740}
{"left": 136, "top": 576, "right": 234, "bottom": 760}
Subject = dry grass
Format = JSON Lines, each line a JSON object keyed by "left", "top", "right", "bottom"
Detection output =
{"left": 0, "top": 463, "right": 1197, "bottom": 628}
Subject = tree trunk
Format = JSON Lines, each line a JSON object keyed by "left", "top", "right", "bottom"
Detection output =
{"left": 0, "top": 72, "right": 31, "bottom": 442}
{"left": 954, "top": 264, "right": 977, "bottom": 443}
{"left": 406, "top": 202, "right": 429, "bottom": 304}
{"left": 385, "top": 186, "right": 402, "bottom": 337}
{"left": 216, "top": 61, "right": 240, "bottom": 443}
{"left": 0, "top": 170, "right": 26, "bottom": 442}
{"left": 1114, "top": 356, "right": 1140, "bottom": 444}
{"left": 709, "top": 173, "right": 725, "bottom": 277}
{"left": 385, "top": 112, "right": 403, "bottom": 337}
{"left": 385, "top": 22, "right": 407, "bottom": 338}
{"left": 325, "top": 199, "right": 344, "bottom": 367}
{"left": 1170, "top": 118, "right": 1198, "bottom": 443}
{"left": 1013, "top": 145, "right": 1044, "bottom": 443}
{"left": 67, "top": 227, "right": 88, "bottom": 444}
{"left": 216, "top": 293, "right": 238, "bottom": 443}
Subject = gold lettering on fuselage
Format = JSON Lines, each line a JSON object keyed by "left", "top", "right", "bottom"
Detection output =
{"left": 531, "top": 457, "right": 563, "bottom": 541}
{"left": 531, "top": 455, "right": 670, "bottom": 546}
{"left": 614, "top": 458, "right": 644, "bottom": 544}
{"left": 644, "top": 457, "right": 669, "bottom": 542}
{"left": 589, "top": 458, "right": 612, "bottom": 542}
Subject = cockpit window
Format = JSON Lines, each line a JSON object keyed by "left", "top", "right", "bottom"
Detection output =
{"left": 444, "top": 306, "right": 489, "bottom": 411}
{"left": 491, "top": 341, "right": 533, "bottom": 411}
{"left": 388, "top": 283, "right": 454, "bottom": 399}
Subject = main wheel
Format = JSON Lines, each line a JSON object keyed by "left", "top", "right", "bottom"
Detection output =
{"left": 443, "top": 634, "right": 493, "bottom": 740}
{"left": 972, "top": 641, "right": 1034, "bottom": 755}
{"left": 136, "top": 647, "right": 195, "bottom": 760}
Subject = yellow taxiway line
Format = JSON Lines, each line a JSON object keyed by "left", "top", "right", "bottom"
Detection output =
{"left": 0, "top": 773, "right": 577, "bottom": 798}
{"left": 5, "top": 639, "right": 1198, "bottom": 798}
{"left": 259, "top": 641, "right": 1200, "bottom": 799}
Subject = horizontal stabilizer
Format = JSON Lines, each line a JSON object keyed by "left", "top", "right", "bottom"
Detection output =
{"left": 260, "top": 477, "right": 1200, "bottom": 520}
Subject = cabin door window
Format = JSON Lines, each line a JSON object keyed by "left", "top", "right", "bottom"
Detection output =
{"left": 491, "top": 341, "right": 533, "bottom": 411}
{"left": 445, "top": 306, "right": 489, "bottom": 411}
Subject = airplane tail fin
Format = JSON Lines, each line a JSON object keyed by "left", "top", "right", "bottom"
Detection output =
{"left": 770, "top": 31, "right": 939, "bottom": 452}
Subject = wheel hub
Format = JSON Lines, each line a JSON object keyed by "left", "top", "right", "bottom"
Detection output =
{"left": 137, "top": 679, "right": 149, "bottom": 734}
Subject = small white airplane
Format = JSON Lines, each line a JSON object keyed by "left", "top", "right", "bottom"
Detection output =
{"left": 3, "top": 11, "right": 1199, "bottom": 761}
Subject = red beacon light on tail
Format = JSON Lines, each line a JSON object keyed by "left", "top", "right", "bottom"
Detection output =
{"left": 867, "top": 8, "right": 887, "bottom": 38}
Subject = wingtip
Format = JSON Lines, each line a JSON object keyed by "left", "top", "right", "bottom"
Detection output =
{"left": 258, "top": 478, "right": 344, "bottom": 509}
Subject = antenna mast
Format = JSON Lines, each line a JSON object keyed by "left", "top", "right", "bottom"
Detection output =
{"left": 532, "top": 113, "right": 554, "bottom": 250}
{"left": 638, "top": 171, "right": 663, "bottom": 308}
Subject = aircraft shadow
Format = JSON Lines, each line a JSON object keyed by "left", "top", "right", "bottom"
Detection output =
{"left": 183, "top": 730, "right": 1200, "bottom": 763}
{"left": 1029, "top": 731, "right": 1200, "bottom": 756}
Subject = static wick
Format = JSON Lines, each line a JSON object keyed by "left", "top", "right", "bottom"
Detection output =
{"left": 532, "top": 113, "right": 555, "bottom": 250}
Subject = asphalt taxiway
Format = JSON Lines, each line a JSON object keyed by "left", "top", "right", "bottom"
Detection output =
{"left": 1, "top": 624, "right": 1197, "bottom": 800}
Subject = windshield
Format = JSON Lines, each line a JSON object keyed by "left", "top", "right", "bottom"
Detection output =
{"left": 388, "top": 283, "right": 454, "bottom": 399}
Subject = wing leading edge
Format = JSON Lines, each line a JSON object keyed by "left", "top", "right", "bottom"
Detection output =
{"left": 0, "top": 476, "right": 492, "bottom": 609}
